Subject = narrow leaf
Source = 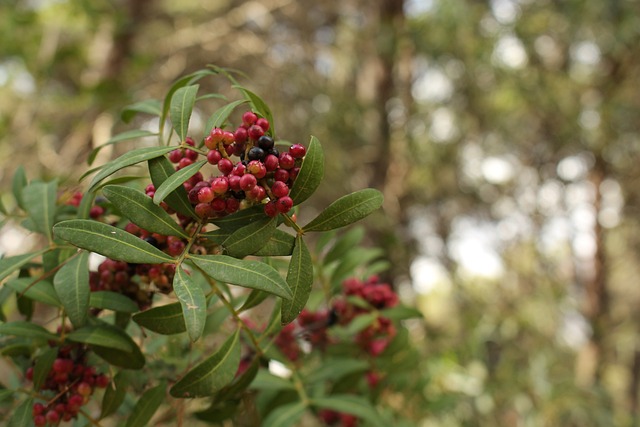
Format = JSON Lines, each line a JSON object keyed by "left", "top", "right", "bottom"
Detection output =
{"left": 125, "top": 382, "right": 166, "bottom": 427}
{"left": 148, "top": 156, "right": 197, "bottom": 219}
{"left": 311, "top": 395, "right": 385, "bottom": 427}
{"left": 103, "top": 185, "right": 188, "bottom": 238}
{"left": 0, "top": 321, "right": 57, "bottom": 341}
{"left": 204, "top": 99, "right": 247, "bottom": 134}
{"left": 289, "top": 136, "right": 324, "bottom": 204}
{"left": 303, "top": 189, "right": 383, "bottom": 232}
{"left": 53, "top": 220, "right": 174, "bottom": 264}
{"left": 173, "top": 266, "right": 206, "bottom": 342}
{"left": 262, "top": 401, "right": 306, "bottom": 427}
{"left": 33, "top": 347, "right": 57, "bottom": 390}
{"left": 89, "top": 130, "right": 158, "bottom": 165}
{"left": 8, "top": 397, "right": 33, "bottom": 427}
{"left": 222, "top": 217, "right": 276, "bottom": 258}
{"left": 92, "top": 342, "right": 145, "bottom": 370}
{"left": 101, "top": 371, "right": 129, "bottom": 419}
{"left": 132, "top": 302, "right": 186, "bottom": 335}
{"left": 161, "top": 69, "right": 216, "bottom": 131}
{"left": 306, "top": 358, "right": 369, "bottom": 383}
{"left": 250, "top": 370, "right": 296, "bottom": 391}
{"left": 190, "top": 255, "right": 292, "bottom": 300}
{"left": 170, "top": 84, "right": 199, "bottom": 142}
{"left": 0, "top": 248, "right": 49, "bottom": 282}
{"left": 210, "top": 204, "right": 267, "bottom": 231}
{"left": 239, "top": 289, "right": 269, "bottom": 312}
{"left": 11, "top": 166, "right": 27, "bottom": 210}
{"left": 253, "top": 229, "right": 296, "bottom": 256}
{"left": 324, "top": 227, "right": 365, "bottom": 265}
{"left": 53, "top": 251, "right": 90, "bottom": 328}
{"left": 170, "top": 329, "right": 240, "bottom": 398}
{"left": 232, "top": 85, "right": 274, "bottom": 132}
{"left": 22, "top": 181, "right": 57, "bottom": 241}
{"left": 6, "top": 278, "right": 61, "bottom": 307}
{"left": 121, "top": 99, "right": 162, "bottom": 123}
{"left": 380, "top": 306, "right": 423, "bottom": 320}
{"left": 152, "top": 160, "right": 206, "bottom": 205}
{"left": 88, "top": 146, "right": 175, "bottom": 192}
{"left": 90, "top": 291, "right": 140, "bottom": 313}
{"left": 67, "top": 325, "right": 133, "bottom": 352}
{"left": 281, "top": 236, "right": 313, "bottom": 325}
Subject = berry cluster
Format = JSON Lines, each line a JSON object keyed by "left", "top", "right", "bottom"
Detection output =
{"left": 167, "top": 111, "right": 305, "bottom": 219}
{"left": 26, "top": 344, "right": 109, "bottom": 426}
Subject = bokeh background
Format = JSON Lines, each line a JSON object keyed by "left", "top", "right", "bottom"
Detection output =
{"left": 2, "top": 0, "right": 640, "bottom": 425}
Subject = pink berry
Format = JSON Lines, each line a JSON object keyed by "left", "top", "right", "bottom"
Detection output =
{"left": 207, "top": 149, "right": 222, "bottom": 165}
{"left": 198, "top": 187, "right": 214, "bottom": 203}
{"left": 185, "top": 149, "right": 198, "bottom": 160}
{"left": 177, "top": 157, "right": 193, "bottom": 169}
{"left": 195, "top": 203, "right": 212, "bottom": 218}
{"left": 211, "top": 177, "right": 229, "bottom": 195}
{"left": 279, "top": 152, "right": 295, "bottom": 170}
{"left": 221, "top": 131, "right": 235, "bottom": 146}
{"left": 168, "top": 149, "right": 183, "bottom": 163}
{"left": 271, "top": 181, "right": 289, "bottom": 198}
{"left": 185, "top": 137, "right": 195, "bottom": 146}
{"left": 256, "top": 117, "right": 270, "bottom": 132}
{"left": 204, "top": 135, "right": 216, "bottom": 150}
{"left": 264, "top": 154, "right": 279, "bottom": 171}
{"left": 234, "top": 127, "right": 248, "bottom": 144}
{"left": 247, "top": 160, "right": 267, "bottom": 179}
{"left": 242, "top": 111, "right": 258, "bottom": 126}
{"left": 218, "top": 158, "right": 234, "bottom": 175}
{"left": 231, "top": 163, "right": 246, "bottom": 176}
{"left": 228, "top": 175, "right": 242, "bottom": 191}
{"left": 249, "top": 185, "right": 267, "bottom": 201}
{"left": 289, "top": 144, "right": 306, "bottom": 158}
{"left": 239, "top": 174, "right": 257, "bottom": 191}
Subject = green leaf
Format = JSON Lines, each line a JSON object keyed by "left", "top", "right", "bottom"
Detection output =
{"left": 88, "top": 130, "right": 158, "bottom": 166}
{"left": 33, "top": 347, "right": 57, "bottom": 390}
{"left": 324, "top": 227, "right": 365, "bottom": 265}
{"left": 262, "top": 401, "right": 306, "bottom": 427}
{"left": 380, "top": 305, "right": 423, "bottom": 320}
{"left": 161, "top": 69, "right": 216, "bottom": 132}
{"left": 0, "top": 389, "right": 14, "bottom": 403}
{"left": 170, "top": 329, "right": 240, "bottom": 398}
{"left": 11, "top": 166, "right": 27, "bottom": 210}
{"left": 281, "top": 236, "right": 313, "bottom": 325}
{"left": 210, "top": 204, "right": 267, "bottom": 231}
{"left": 190, "top": 255, "right": 292, "bottom": 300}
{"left": 132, "top": 302, "right": 186, "bottom": 335}
{"left": 90, "top": 291, "right": 140, "bottom": 313}
{"left": 0, "top": 321, "right": 57, "bottom": 341}
{"left": 125, "top": 382, "right": 166, "bottom": 427}
{"left": 53, "top": 251, "right": 90, "bottom": 328}
{"left": 253, "top": 229, "right": 296, "bottom": 257}
{"left": 0, "top": 248, "right": 49, "bottom": 282}
{"left": 311, "top": 395, "right": 385, "bottom": 427}
{"left": 303, "top": 189, "right": 383, "bottom": 232}
{"left": 6, "top": 278, "right": 61, "bottom": 307}
{"left": 232, "top": 85, "right": 274, "bottom": 132}
{"left": 101, "top": 371, "right": 129, "bottom": 419}
{"left": 331, "top": 248, "right": 383, "bottom": 285}
{"left": 8, "top": 397, "right": 33, "bottom": 427}
{"left": 194, "top": 399, "right": 240, "bottom": 423}
{"left": 204, "top": 99, "right": 248, "bottom": 134}
{"left": 152, "top": 160, "right": 206, "bottom": 205}
{"left": 200, "top": 228, "right": 232, "bottom": 245}
{"left": 173, "top": 266, "right": 206, "bottom": 342}
{"left": 103, "top": 185, "right": 189, "bottom": 238}
{"left": 148, "top": 156, "right": 197, "bottom": 219}
{"left": 23, "top": 181, "right": 57, "bottom": 241}
{"left": 170, "top": 84, "right": 199, "bottom": 142}
{"left": 67, "top": 324, "right": 133, "bottom": 352}
{"left": 121, "top": 99, "right": 162, "bottom": 123}
{"left": 289, "top": 136, "right": 324, "bottom": 204}
{"left": 306, "top": 358, "right": 369, "bottom": 384}
{"left": 222, "top": 217, "right": 276, "bottom": 258}
{"left": 53, "top": 220, "right": 174, "bottom": 264}
{"left": 88, "top": 146, "right": 176, "bottom": 192}
{"left": 92, "top": 342, "right": 145, "bottom": 370}
{"left": 250, "top": 369, "right": 296, "bottom": 391}
{"left": 239, "top": 289, "right": 269, "bottom": 312}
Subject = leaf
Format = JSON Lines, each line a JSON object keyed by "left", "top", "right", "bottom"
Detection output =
{"left": 32, "top": 347, "right": 57, "bottom": 390}
{"left": 67, "top": 324, "right": 133, "bottom": 352}
{"left": 239, "top": 289, "right": 269, "bottom": 312}
{"left": 161, "top": 69, "right": 216, "bottom": 132}
{"left": 200, "top": 228, "right": 232, "bottom": 245}
{"left": 311, "top": 395, "right": 385, "bottom": 427}
{"left": 125, "top": 382, "right": 166, "bottom": 427}
{"left": 289, "top": 136, "right": 324, "bottom": 204}
{"left": 173, "top": 266, "right": 206, "bottom": 342}
{"left": 253, "top": 229, "right": 296, "bottom": 257}
{"left": 90, "top": 291, "right": 140, "bottom": 313}
{"left": 190, "top": 255, "right": 292, "bottom": 300}
{"left": 232, "top": 85, "right": 274, "bottom": 132}
{"left": 170, "top": 84, "right": 199, "bottom": 142}
{"left": 204, "top": 99, "right": 248, "bottom": 135}
{"left": 54, "top": 251, "right": 90, "bottom": 328}
{"left": 250, "top": 370, "right": 296, "bottom": 391}
{"left": 262, "top": 401, "right": 306, "bottom": 427}
{"left": 152, "top": 160, "right": 206, "bottom": 205}
{"left": 324, "top": 227, "right": 365, "bottom": 265}
{"left": 101, "top": 371, "right": 129, "bottom": 419}
{"left": 121, "top": 99, "right": 162, "bottom": 123}
{"left": 88, "top": 130, "right": 158, "bottom": 166}
{"left": 379, "top": 306, "right": 423, "bottom": 321}
{"left": 0, "top": 248, "right": 49, "bottom": 282}
{"left": 11, "top": 166, "right": 27, "bottom": 210}
{"left": 132, "top": 302, "right": 186, "bottom": 335}
{"left": 148, "top": 156, "right": 197, "bottom": 219}
{"left": 222, "top": 217, "right": 276, "bottom": 258}
{"left": 210, "top": 204, "right": 267, "bottom": 231}
{"left": 303, "top": 189, "right": 383, "bottom": 232}
{"left": 53, "top": 220, "right": 174, "bottom": 264}
{"left": 8, "top": 397, "right": 33, "bottom": 427}
{"left": 281, "top": 236, "right": 313, "bottom": 325}
{"left": 88, "top": 146, "right": 176, "bottom": 192}
{"left": 170, "top": 329, "right": 240, "bottom": 398}
{"left": 305, "top": 358, "right": 369, "bottom": 384}
{"left": 92, "top": 343, "right": 145, "bottom": 370}
{"left": 6, "top": 278, "right": 61, "bottom": 307}
{"left": 0, "top": 321, "right": 57, "bottom": 341}
{"left": 22, "top": 181, "right": 57, "bottom": 241}
{"left": 103, "top": 185, "right": 189, "bottom": 238}
{"left": 194, "top": 399, "right": 240, "bottom": 423}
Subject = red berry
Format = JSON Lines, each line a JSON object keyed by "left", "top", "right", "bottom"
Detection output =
{"left": 247, "top": 160, "right": 267, "bottom": 179}
{"left": 264, "top": 154, "right": 279, "bottom": 171}
{"left": 177, "top": 157, "right": 193, "bottom": 169}
{"left": 89, "top": 206, "right": 104, "bottom": 218}
{"left": 195, "top": 203, "right": 212, "bottom": 218}
{"left": 289, "top": 144, "right": 306, "bottom": 158}
{"left": 289, "top": 167, "right": 300, "bottom": 181}
{"left": 54, "top": 403, "right": 66, "bottom": 414}
{"left": 32, "top": 403, "right": 45, "bottom": 416}
{"left": 204, "top": 135, "right": 216, "bottom": 150}
{"left": 208, "top": 128, "right": 224, "bottom": 147}
{"left": 242, "top": 111, "right": 258, "bottom": 126}
{"left": 239, "top": 174, "right": 257, "bottom": 191}
{"left": 77, "top": 381, "right": 92, "bottom": 396}
{"left": 211, "top": 198, "right": 226, "bottom": 212}
{"left": 46, "top": 409, "right": 60, "bottom": 424}
{"left": 279, "top": 152, "right": 295, "bottom": 170}
{"left": 248, "top": 125, "right": 264, "bottom": 140}
{"left": 95, "top": 374, "right": 110, "bottom": 388}
{"left": 249, "top": 185, "right": 267, "bottom": 201}
{"left": 218, "top": 158, "right": 234, "bottom": 175}
{"left": 228, "top": 175, "right": 242, "bottom": 191}
{"left": 168, "top": 149, "right": 183, "bottom": 163}
{"left": 198, "top": 187, "right": 214, "bottom": 203}
{"left": 232, "top": 162, "right": 246, "bottom": 176}
{"left": 207, "top": 149, "right": 222, "bottom": 165}
{"left": 271, "top": 181, "right": 289, "bottom": 198}
{"left": 234, "top": 127, "right": 248, "bottom": 144}
{"left": 256, "top": 117, "right": 270, "bottom": 132}
{"left": 185, "top": 137, "right": 195, "bottom": 146}
{"left": 221, "top": 131, "right": 235, "bottom": 146}
{"left": 226, "top": 198, "right": 240, "bottom": 214}
{"left": 33, "top": 415, "right": 46, "bottom": 427}
{"left": 185, "top": 149, "right": 198, "bottom": 160}
{"left": 275, "top": 196, "right": 293, "bottom": 213}
{"left": 211, "top": 177, "right": 229, "bottom": 195}
{"left": 264, "top": 201, "right": 278, "bottom": 217}
{"left": 274, "top": 168, "right": 289, "bottom": 182}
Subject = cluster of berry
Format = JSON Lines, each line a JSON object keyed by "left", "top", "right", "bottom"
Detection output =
{"left": 26, "top": 344, "right": 109, "bottom": 426}
{"left": 166, "top": 111, "right": 305, "bottom": 219}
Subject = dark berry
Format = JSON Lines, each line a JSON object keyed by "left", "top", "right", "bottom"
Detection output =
{"left": 258, "top": 135, "right": 274, "bottom": 150}
{"left": 248, "top": 146, "right": 265, "bottom": 161}
{"left": 226, "top": 198, "right": 240, "bottom": 213}
{"left": 268, "top": 147, "right": 279, "bottom": 158}
{"left": 211, "top": 198, "right": 226, "bottom": 212}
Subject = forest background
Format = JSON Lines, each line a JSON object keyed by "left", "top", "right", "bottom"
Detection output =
{"left": 1, "top": 0, "right": 639, "bottom": 426}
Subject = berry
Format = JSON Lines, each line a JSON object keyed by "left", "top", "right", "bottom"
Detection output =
{"left": 95, "top": 374, "right": 110, "bottom": 388}
{"left": 33, "top": 403, "right": 45, "bottom": 416}
{"left": 207, "top": 128, "right": 224, "bottom": 148}
{"left": 271, "top": 181, "right": 289, "bottom": 198}
{"left": 248, "top": 146, "right": 265, "bottom": 161}
{"left": 258, "top": 135, "right": 274, "bottom": 150}
{"left": 45, "top": 410, "right": 60, "bottom": 424}
{"left": 264, "top": 201, "right": 278, "bottom": 217}
{"left": 228, "top": 175, "right": 242, "bottom": 191}
{"left": 275, "top": 196, "right": 293, "bottom": 213}
{"left": 211, "top": 177, "right": 229, "bottom": 195}
{"left": 168, "top": 149, "right": 183, "bottom": 163}
{"left": 89, "top": 206, "right": 104, "bottom": 219}
{"left": 274, "top": 168, "right": 289, "bottom": 182}
{"left": 249, "top": 185, "right": 266, "bottom": 201}
{"left": 177, "top": 157, "right": 193, "bottom": 169}
{"left": 264, "top": 154, "right": 279, "bottom": 171}
{"left": 77, "top": 381, "right": 92, "bottom": 396}
{"left": 211, "top": 198, "right": 227, "bottom": 212}
{"left": 242, "top": 111, "right": 258, "bottom": 126}
{"left": 289, "top": 144, "right": 306, "bottom": 158}
{"left": 218, "top": 158, "right": 234, "bottom": 175}
{"left": 239, "top": 174, "right": 257, "bottom": 191}
{"left": 234, "top": 127, "right": 248, "bottom": 144}
{"left": 33, "top": 415, "right": 46, "bottom": 427}
{"left": 226, "top": 198, "right": 240, "bottom": 213}
{"left": 248, "top": 124, "right": 264, "bottom": 140}
{"left": 247, "top": 160, "right": 267, "bottom": 179}
{"left": 279, "top": 152, "right": 295, "bottom": 170}
{"left": 185, "top": 137, "right": 195, "bottom": 146}
{"left": 256, "top": 117, "right": 270, "bottom": 132}
{"left": 185, "top": 149, "right": 198, "bottom": 160}
{"left": 207, "top": 149, "right": 222, "bottom": 165}
{"left": 198, "top": 187, "right": 214, "bottom": 203}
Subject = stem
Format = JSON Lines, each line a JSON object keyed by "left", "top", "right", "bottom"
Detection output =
{"left": 281, "top": 213, "right": 304, "bottom": 236}
{"left": 174, "top": 222, "right": 205, "bottom": 266}
{"left": 78, "top": 408, "right": 106, "bottom": 427}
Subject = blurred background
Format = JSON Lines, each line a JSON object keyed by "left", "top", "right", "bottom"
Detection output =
{"left": 1, "top": 0, "right": 640, "bottom": 425}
